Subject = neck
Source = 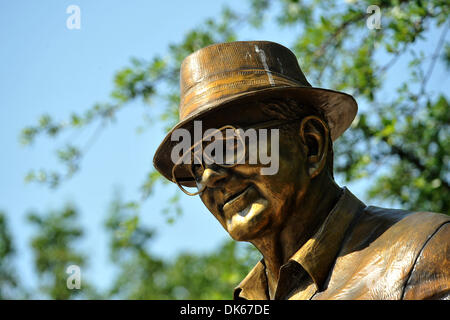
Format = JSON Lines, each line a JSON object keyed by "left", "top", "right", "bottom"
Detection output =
{"left": 250, "top": 175, "right": 343, "bottom": 295}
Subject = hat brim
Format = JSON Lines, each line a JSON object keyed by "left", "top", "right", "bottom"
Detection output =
{"left": 153, "top": 86, "right": 357, "bottom": 187}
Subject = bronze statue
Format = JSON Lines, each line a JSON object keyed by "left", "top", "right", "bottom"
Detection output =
{"left": 153, "top": 41, "right": 449, "bottom": 300}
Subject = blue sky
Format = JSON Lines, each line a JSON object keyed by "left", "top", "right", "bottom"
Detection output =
{"left": 1, "top": 1, "right": 448, "bottom": 295}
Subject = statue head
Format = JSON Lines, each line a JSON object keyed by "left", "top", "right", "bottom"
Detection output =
{"left": 153, "top": 41, "right": 357, "bottom": 241}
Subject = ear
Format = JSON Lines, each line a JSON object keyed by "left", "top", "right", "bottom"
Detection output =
{"left": 299, "top": 115, "right": 330, "bottom": 178}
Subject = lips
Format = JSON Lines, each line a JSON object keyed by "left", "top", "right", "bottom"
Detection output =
{"left": 222, "top": 185, "right": 260, "bottom": 219}
{"left": 223, "top": 186, "right": 251, "bottom": 207}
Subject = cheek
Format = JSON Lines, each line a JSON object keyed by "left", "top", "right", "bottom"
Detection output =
{"left": 254, "top": 149, "right": 306, "bottom": 213}
{"left": 263, "top": 149, "right": 304, "bottom": 189}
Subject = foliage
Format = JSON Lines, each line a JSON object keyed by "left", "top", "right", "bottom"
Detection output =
{"left": 0, "top": 201, "right": 260, "bottom": 299}
{"left": 27, "top": 205, "right": 94, "bottom": 299}
{"left": 104, "top": 195, "right": 260, "bottom": 299}
{"left": 0, "top": 212, "right": 24, "bottom": 299}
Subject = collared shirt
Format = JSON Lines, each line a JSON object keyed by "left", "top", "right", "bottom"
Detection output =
{"left": 234, "top": 188, "right": 450, "bottom": 300}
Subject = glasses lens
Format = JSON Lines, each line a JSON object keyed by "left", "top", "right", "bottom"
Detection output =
{"left": 172, "top": 124, "right": 250, "bottom": 196}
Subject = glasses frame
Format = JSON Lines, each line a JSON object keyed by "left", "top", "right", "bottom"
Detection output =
{"left": 172, "top": 118, "right": 301, "bottom": 196}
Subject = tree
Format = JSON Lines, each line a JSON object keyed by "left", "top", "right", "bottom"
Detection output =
{"left": 0, "top": 198, "right": 259, "bottom": 299}
{"left": 27, "top": 205, "right": 95, "bottom": 299}
{"left": 104, "top": 194, "right": 260, "bottom": 299}
{"left": 0, "top": 212, "right": 24, "bottom": 299}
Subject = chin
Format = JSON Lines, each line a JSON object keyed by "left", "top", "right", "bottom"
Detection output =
{"left": 225, "top": 200, "right": 271, "bottom": 241}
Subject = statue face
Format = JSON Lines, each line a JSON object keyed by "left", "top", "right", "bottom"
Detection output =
{"left": 195, "top": 128, "right": 310, "bottom": 241}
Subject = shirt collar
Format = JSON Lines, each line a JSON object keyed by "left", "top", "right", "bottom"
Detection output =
{"left": 234, "top": 187, "right": 366, "bottom": 300}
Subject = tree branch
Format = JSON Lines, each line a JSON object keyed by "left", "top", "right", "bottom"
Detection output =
{"left": 420, "top": 20, "right": 450, "bottom": 95}
{"left": 359, "top": 122, "right": 450, "bottom": 191}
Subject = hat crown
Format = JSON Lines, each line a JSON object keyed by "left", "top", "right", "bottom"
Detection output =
{"left": 153, "top": 40, "right": 358, "bottom": 184}
{"left": 179, "top": 41, "right": 311, "bottom": 120}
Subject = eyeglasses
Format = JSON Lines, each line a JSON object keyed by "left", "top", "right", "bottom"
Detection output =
{"left": 172, "top": 118, "right": 301, "bottom": 196}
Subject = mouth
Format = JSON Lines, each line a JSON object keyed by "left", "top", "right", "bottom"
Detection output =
{"left": 222, "top": 185, "right": 261, "bottom": 221}
{"left": 221, "top": 184, "right": 269, "bottom": 238}
{"left": 223, "top": 186, "right": 251, "bottom": 208}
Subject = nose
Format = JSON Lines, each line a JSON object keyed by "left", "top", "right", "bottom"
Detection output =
{"left": 199, "top": 165, "right": 229, "bottom": 188}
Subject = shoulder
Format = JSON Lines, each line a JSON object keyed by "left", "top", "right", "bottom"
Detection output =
{"left": 402, "top": 221, "right": 450, "bottom": 299}
{"left": 330, "top": 206, "right": 449, "bottom": 299}
{"left": 349, "top": 206, "right": 449, "bottom": 251}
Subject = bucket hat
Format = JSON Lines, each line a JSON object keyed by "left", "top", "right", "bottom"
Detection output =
{"left": 153, "top": 41, "right": 357, "bottom": 186}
